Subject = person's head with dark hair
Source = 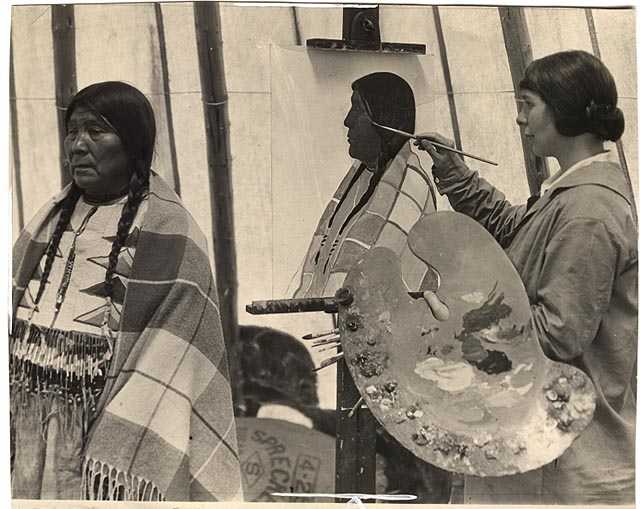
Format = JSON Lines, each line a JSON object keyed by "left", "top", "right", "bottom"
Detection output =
{"left": 65, "top": 80, "right": 156, "bottom": 196}
{"left": 344, "top": 72, "right": 415, "bottom": 169}
{"left": 517, "top": 50, "right": 624, "bottom": 161}
{"left": 34, "top": 81, "right": 156, "bottom": 318}
{"left": 238, "top": 325, "right": 319, "bottom": 416}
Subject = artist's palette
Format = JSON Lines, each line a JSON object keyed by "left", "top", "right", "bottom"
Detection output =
{"left": 338, "top": 211, "right": 596, "bottom": 476}
{"left": 236, "top": 418, "right": 388, "bottom": 501}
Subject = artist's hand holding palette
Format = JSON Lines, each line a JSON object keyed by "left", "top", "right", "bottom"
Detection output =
{"left": 338, "top": 211, "right": 596, "bottom": 476}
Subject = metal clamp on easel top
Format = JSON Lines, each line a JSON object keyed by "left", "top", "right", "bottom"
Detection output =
{"left": 306, "top": 6, "right": 425, "bottom": 54}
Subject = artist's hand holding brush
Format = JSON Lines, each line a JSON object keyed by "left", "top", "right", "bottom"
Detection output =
{"left": 414, "top": 132, "right": 470, "bottom": 181}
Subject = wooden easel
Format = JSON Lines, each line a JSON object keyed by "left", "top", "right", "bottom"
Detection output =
{"left": 304, "top": 7, "right": 425, "bottom": 497}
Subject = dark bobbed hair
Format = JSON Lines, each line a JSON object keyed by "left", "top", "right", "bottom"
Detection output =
{"left": 352, "top": 72, "right": 416, "bottom": 161}
{"left": 34, "top": 82, "right": 156, "bottom": 316}
{"left": 519, "top": 50, "right": 624, "bottom": 142}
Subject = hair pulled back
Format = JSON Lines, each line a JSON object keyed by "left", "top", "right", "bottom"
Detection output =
{"left": 519, "top": 50, "right": 624, "bottom": 142}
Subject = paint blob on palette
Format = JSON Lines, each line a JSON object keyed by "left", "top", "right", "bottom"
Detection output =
{"left": 338, "top": 211, "right": 596, "bottom": 477}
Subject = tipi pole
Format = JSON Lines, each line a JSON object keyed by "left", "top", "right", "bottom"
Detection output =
{"left": 10, "top": 39, "right": 24, "bottom": 231}
{"left": 499, "top": 7, "right": 549, "bottom": 195}
{"left": 432, "top": 7, "right": 464, "bottom": 159}
{"left": 193, "top": 1, "right": 243, "bottom": 411}
{"left": 154, "top": 3, "right": 182, "bottom": 196}
{"left": 51, "top": 4, "right": 77, "bottom": 188}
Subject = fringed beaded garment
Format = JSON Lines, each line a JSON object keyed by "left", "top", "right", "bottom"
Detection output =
{"left": 11, "top": 195, "right": 146, "bottom": 499}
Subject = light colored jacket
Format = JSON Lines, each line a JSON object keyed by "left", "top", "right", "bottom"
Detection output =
{"left": 435, "top": 158, "right": 636, "bottom": 504}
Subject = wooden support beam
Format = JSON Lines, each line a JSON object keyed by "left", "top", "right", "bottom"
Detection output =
{"left": 499, "top": 7, "right": 549, "bottom": 195}
{"left": 10, "top": 39, "right": 25, "bottom": 231}
{"left": 432, "top": 6, "right": 464, "bottom": 160}
{"left": 193, "top": 2, "right": 243, "bottom": 412}
{"left": 52, "top": 4, "right": 77, "bottom": 188}
{"left": 585, "top": 8, "right": 637, "bottom": 224}
{"left": 154, "top": 3, "right": 182, "bottom": 196}
{"left": 335, "top": 357, "right": 376, "bottom": 498}
{"left": 291, "top": 7, "right": 302, "bottom": 46}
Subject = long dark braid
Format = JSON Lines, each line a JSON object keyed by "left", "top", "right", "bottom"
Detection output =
{"left": 338, "top": 167, "right": 385, "bottom": 235}
{"left": 104, "top": 169, "right": 148, "bottom": 299}
{"left": 63, "top": 81, "right": 156, "bottom": 319}
{"left": 33, "top": 184, "right": 82, "bottom": 309}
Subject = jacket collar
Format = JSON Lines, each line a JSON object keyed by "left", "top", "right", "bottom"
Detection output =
{"left": 552, "top": 160, "right": 633, "bottom": 204}
{"left": 522, "top": 160, "right": 633, "bottom": 223}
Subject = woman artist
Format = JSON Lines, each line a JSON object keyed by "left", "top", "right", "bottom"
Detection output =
{"left": 418, "top": 50, "right": 636, "bottom": 505}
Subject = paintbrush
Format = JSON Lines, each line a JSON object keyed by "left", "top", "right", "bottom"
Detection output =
{"left": 371, "top": 121, "right": 498, "bottom": 166}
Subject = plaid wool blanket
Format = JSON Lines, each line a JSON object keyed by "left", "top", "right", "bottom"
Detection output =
{"left": 294, "top": 142, "right": 439, "bottom": 298}
{"left": 12, "top": 173, "right": 243, "bottom": 501}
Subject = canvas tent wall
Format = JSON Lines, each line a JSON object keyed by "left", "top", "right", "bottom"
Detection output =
{"left": 10, "top": 3, "right": 637, "bottom": 409}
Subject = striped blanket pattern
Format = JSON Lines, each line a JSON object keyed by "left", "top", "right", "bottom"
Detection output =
{"left": 294, "top": 142, "right": 438, "bottom": 299}
{"left": 12, "top": 173, "right": 243, "bottom": 501}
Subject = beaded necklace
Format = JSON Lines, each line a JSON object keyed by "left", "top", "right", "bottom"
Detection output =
{"left": 51, "top": 205, "right": 98, "bottom": 324}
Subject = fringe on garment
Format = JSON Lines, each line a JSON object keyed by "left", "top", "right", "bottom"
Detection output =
{"left": 9, "top": 318, "right": 112, "bottom": 437}
{"left": 82, "top": 457, "right": 166, "bottom": 502}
